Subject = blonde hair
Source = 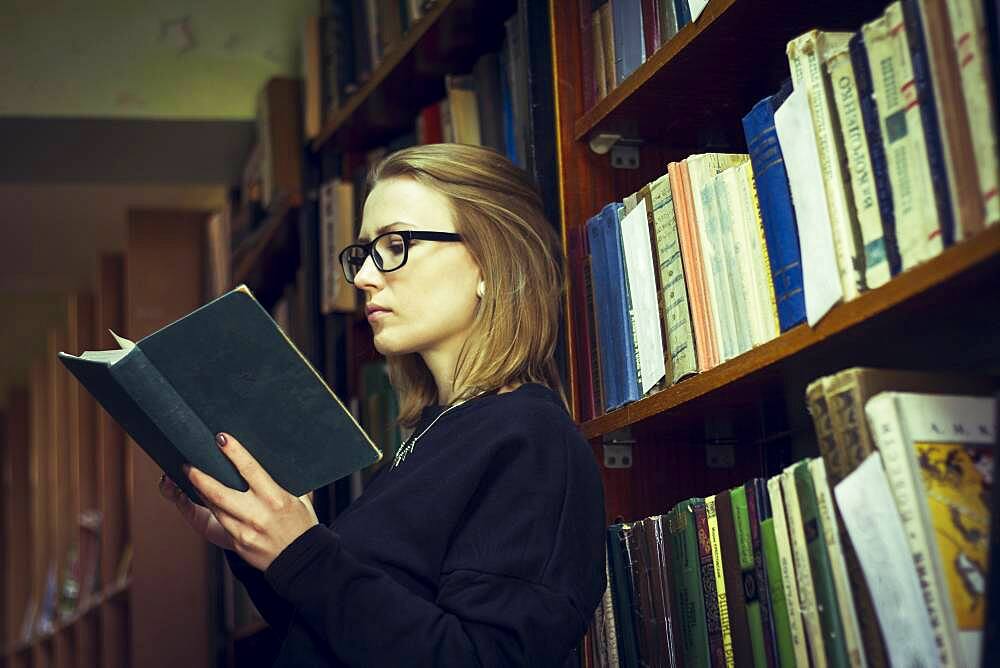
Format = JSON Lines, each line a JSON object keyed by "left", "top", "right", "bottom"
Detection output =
{"left": 367, "top": 143, "right": 566, "bottom": 427}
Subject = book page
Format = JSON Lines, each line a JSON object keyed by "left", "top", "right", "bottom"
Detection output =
{"left": 774, "top": 86, "right": 842, "bottom": 326}
{"left": 834, "top": 452, "right": 938, "bottom": 667}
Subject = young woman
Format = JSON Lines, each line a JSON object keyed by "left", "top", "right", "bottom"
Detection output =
{"left": 159, "top": 143, "right": 607, "bottom": 666}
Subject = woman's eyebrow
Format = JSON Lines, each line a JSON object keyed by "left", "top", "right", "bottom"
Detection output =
{"left": 357, "top": 221, "right": 415, "bottom": 243}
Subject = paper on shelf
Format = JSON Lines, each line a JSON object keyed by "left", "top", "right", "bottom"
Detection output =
{"left": 620, "top": 198, "right": 666, "bottom": 394}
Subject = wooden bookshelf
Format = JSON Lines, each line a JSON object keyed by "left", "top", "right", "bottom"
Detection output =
{"left": 581, "top": 223, "right": 1000, "bottom": 439}
{"left": 550, "top": 0, "right": 1000, "bottom": 530}
{"left": 311, "top": 0, "right": 516, "bottom": 153}
{"left": 573, "top": 0, "right": 886, "bottom": 150}
{"left": 231, "top": 199, "right": 299, "bottom": 302}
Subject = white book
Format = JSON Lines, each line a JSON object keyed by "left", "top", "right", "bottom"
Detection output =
{"left": 619, "top": 198, "right": 667, "bottom": 394}
{"left": 768, "top": 474, "right": 811, "bottom": 667}
{"left": 686, "top": 153, "right": 747, "bottom": 360}
{"left": 774, "top": 87, "right": 843, "bottom": 326}
{"left": 809, "top": 457, "right": 867, "bottom": 668}
{"left": 740, "top": 163, "right": 781, "bottom": 341}
{"left": 781, "top": 462, "right": 828, "bottom": 668}
{"left": 863, "top": 4, "right": 944, "bottom": 269}
{"left": 788, "top": 30, "right": 865, "bottom": 300}
{"left": 825, "top": 40, "right": 892, "bottom": 289}
{"left": 713, "top": 170, "right": 753, "bottom": 356}
{"left": 866, "top": 391, "right": 996, "bottom": 668}
{"left": 945, "top": 0, "right": 1000, "bottom": 228}
{"left": 834, "top": 452, "right": 940, "bottom": 668}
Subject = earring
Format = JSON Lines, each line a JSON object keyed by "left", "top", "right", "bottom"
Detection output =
{"left": 477, "top": 281, "right": 486, "bottom": 298}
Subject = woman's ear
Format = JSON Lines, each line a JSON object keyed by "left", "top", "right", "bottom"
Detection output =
{"left": 476, "top": 280, "right": 486, "bottom": 299}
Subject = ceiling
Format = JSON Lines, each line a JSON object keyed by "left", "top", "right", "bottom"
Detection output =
{"left": 0, "top": 0, "right": 318, "bottom": 402}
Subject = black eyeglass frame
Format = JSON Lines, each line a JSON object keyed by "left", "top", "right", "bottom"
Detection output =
{"left": 339, "top": 230, "right": 464, "bottom": 283}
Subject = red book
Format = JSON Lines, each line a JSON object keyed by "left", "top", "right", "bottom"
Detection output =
{"left": 640, "top": 0, "right": 662, "bottom": 59}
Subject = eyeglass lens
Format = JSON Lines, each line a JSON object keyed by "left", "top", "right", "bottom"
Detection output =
{"left": 343, "top": 232, "right": 407, "bottom": 282}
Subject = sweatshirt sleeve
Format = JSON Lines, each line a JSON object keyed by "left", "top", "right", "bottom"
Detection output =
{"left": 262, "top": 419, "right": 606, "bottom": 667}
{"left": 224, "top": 549, "right": 294, "bottom": 632}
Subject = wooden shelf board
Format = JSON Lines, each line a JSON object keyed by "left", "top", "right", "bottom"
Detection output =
{"left": 572, "top": 0, "right": 885, "bottom": 147}
{"left": 581, "top": 225, "right": 1000, "bottom": 439}
{"left": 310, "top": 0, "right": 516, "bottom": 153}
{"left": 231, "top": 201, "right": 296, "bottom": 286}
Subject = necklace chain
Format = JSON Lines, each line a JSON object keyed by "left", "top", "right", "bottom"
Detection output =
{"left": 392, "top": 398, "right": 468, "bottom": 469}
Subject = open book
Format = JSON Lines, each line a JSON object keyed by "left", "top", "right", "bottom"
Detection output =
{"left": 59, "top": 285, "right": 381, "bottom": 506}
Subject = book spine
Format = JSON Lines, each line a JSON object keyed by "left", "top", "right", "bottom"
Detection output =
{"left": 668, "top": 163, "right": 713, "bottom": 371}
{"left": 787, "top": 31, "right": 865, "bottom": 299}
{"left": 760, "top": 515, "right": 796, "bottom": 668}
{"left": 636, "top": 187, "right": 672, "bottom": 392}
{"left": 702, "top": 175, "right": 739, "bottom": 361}
{"left": 869, "top": 3, "right": 944, "bottom": 269}
{"left": 674, "top": 0, "right": 691, "bottom": 28}
{"left": 717, "top": 491, "right": 753, "bottom": 666}
{"left": 640, "top": 0, "right": 661, "bottom": 58}
{"left": 809, "top": 458, "right": 866, "bottom": 667}
{"left": 705, "top": 496, "right": 734, "bottom": 667}
{"left": 781, "top": 464, "right": 827, "bottom": 668}
{"left": 716, "top": 171, "right": 755, "bottom": 354}
{"left": 609, "top": 203, "right": 643, "bottom": 403}
{"left": 669, "top": 502, "right": 710, "bottom": 668}
{"left": 647, "top": 517, "right": 679, "bottom": 668}
{"left": 583, "top": 252, "right": 605, "bottom": 417}
{"left": 740, "top": 159, "right": 781, "bottom": 343}
{"left": 586, "top": 208, "right": 620, "bottom": 411}
{"left": 695, "top": 501, "right": 726, "bottom": 667}
{"left": 748, "top": 480, "right": 779, "bottom": 667}
{"left": 579, "top": 0, "right": 597, "bottom": 110}
{"left": 795, "top": 463, "right": 850, "bottom": 667}
{"left": 607, "top": 524, "right": 642, "bottom": 666}
{"left": 624, "top": 523, "right": 656, "bottom": 664}
{"left": 945, "top": 0, "right": 1000, "bottom": 226}
{"left": 767, "top": 476, "right": 810, "bottom": 667}
{"left": 827, "top": 42, "right": 892, "bottom": 289}
{"left": 649, "top": 175, "right": 698, "bottom": 383}
{"left": 732, "top": 486, "right": 771, "bottom": 667}
{"left": 849, "top": 31, "right": 902, "bottom": 276}
{"left": 866, "top": 394, "right": 961, "bottom": 666}
{"left": 612, "top": 0, "right": 645, "bottom": 85}
{"left": 900, "top": 0, "right": 956, "bottom": 246}
{"left": 740, "top": 97, "right": 807, "bottom": 332}
{"left": 806, "top": 376, "right": 847, "bottom": 479}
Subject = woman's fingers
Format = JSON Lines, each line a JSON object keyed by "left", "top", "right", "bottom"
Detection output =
{"left": 159, "top": 473, "right": 236, "bottom": 550}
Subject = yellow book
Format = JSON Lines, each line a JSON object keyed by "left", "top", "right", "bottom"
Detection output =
{"left": 867, "top": 391, "right": 996, "bottom": 668}
{"left": 706, "top": 495, "right": 734, "bottom": 667}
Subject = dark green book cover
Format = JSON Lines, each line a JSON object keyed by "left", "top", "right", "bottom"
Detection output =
{"left": 793, "top": 461, "right": 849, "bottom": 668}
{"left": 759, "top": 501, "right": 796, "bottom": 667}
{"left": 667, "top": 499, "right": 709, "bottom": 668}
{"left": 607, "top": 523, "right": 641, "bottom": 668}
{"left": 58, "top": 285, "right": 382, "bottom": 506}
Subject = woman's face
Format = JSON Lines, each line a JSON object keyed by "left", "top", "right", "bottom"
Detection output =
{"left": 354, "top": 177, "right": 482, "bottom": 358}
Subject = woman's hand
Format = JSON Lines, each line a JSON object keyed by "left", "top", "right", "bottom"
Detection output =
{"left": 161, "top": 432, "right": 319, "bottom": 572}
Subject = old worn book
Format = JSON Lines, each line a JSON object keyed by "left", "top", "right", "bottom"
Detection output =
{"left": 58, "top": 285, "right": 381, "bottom": 506}
{"left": 866, "top": 392, "right": 997, "bottom": 667}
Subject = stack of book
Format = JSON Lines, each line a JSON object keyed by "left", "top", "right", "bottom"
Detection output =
{"left": 589, "top": 367, "right": 997, "bottom": 668}
{"left": 570, "top": 0, "right": 998, "bottom": 421}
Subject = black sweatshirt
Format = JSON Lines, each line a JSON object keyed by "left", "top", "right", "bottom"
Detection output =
{"left": 225, "top": 382, "right": 607, "bottom": 666}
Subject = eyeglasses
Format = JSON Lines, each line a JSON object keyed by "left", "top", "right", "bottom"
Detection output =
{"left": 339, "top": 230, "right": 464, "bottom": 284}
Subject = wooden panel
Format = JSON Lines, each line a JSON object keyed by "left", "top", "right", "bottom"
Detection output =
{"left": 73, "top": 296, "right": 97, "bottom": 514}
{"left": 125, "top": 209, "right": 211, "bottom": 668}
{"left": 28, "top": 362, "right": 47, "bottom": 643}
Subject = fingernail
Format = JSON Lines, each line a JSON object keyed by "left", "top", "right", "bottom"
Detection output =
{"left": 216, "top": 433, "right": 227, "bottom": 448}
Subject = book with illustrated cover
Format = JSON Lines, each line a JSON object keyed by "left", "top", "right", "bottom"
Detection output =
{"left": 58, "top": 285, "right": 381, "bottom": 507}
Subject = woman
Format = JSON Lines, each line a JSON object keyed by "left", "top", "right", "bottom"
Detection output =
{"left": 159, "top": 143, "right": 607, "bottom": 666}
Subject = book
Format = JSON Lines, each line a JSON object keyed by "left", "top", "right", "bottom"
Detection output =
{"left": 833, "top": 452, "right": 939, "bottom": 667}
{"left": 866, "top": 391, "right": 997, "bottom": 667}
{"left": 825, "top": 37, "right": 892, "bottom": 289}
{"left": 741, "top": 85, "right": 808, "bottom": 333}
{"left": 607, "top": 523, "right": 642, "bottom": 666}
{"left": 730, "top": 484, "right": 770, "bottom": 667}
{"left": 648, "top": 174, "right": 698, "bottom": 385}
{"left": 694, "top": 499, "right": 726, "bottom": 666}
{"left": 767, "top": 475, "right": 810, "bottom": 667}
{"left": 787, "top": 30, "right": 865, "bottom": 300}
{"left": 58, "top": 286, "right": 381, "bottom": 507}
{"left": 705, "top": 495, "right": 734, "bottom": 666}
{"left": 668, "top": 499, "right": 711, "bottom": 668}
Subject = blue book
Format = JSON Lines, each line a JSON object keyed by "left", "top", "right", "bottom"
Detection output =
{"left": 901, "top": 0, "right": 955, "bottom": 247}
{"left": 497, "top": 43, "right": 518, "bottom": 165}
{"left": 850, "top": 32, "right": 902, "bottom": 276}
{"left": 674, "top": 0, "right": 691, "bottom": 29}
{"left": 612, "top": 0, "right": 646, "bottom": 85}
{"left": 586, "top": 209, "right": 620, "bottom": 411}
{"left": 741, "top": 85, "right": 807, "bottom": 333}
{"left": 605, "top": 202, "right": 642, "bottom": 405}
